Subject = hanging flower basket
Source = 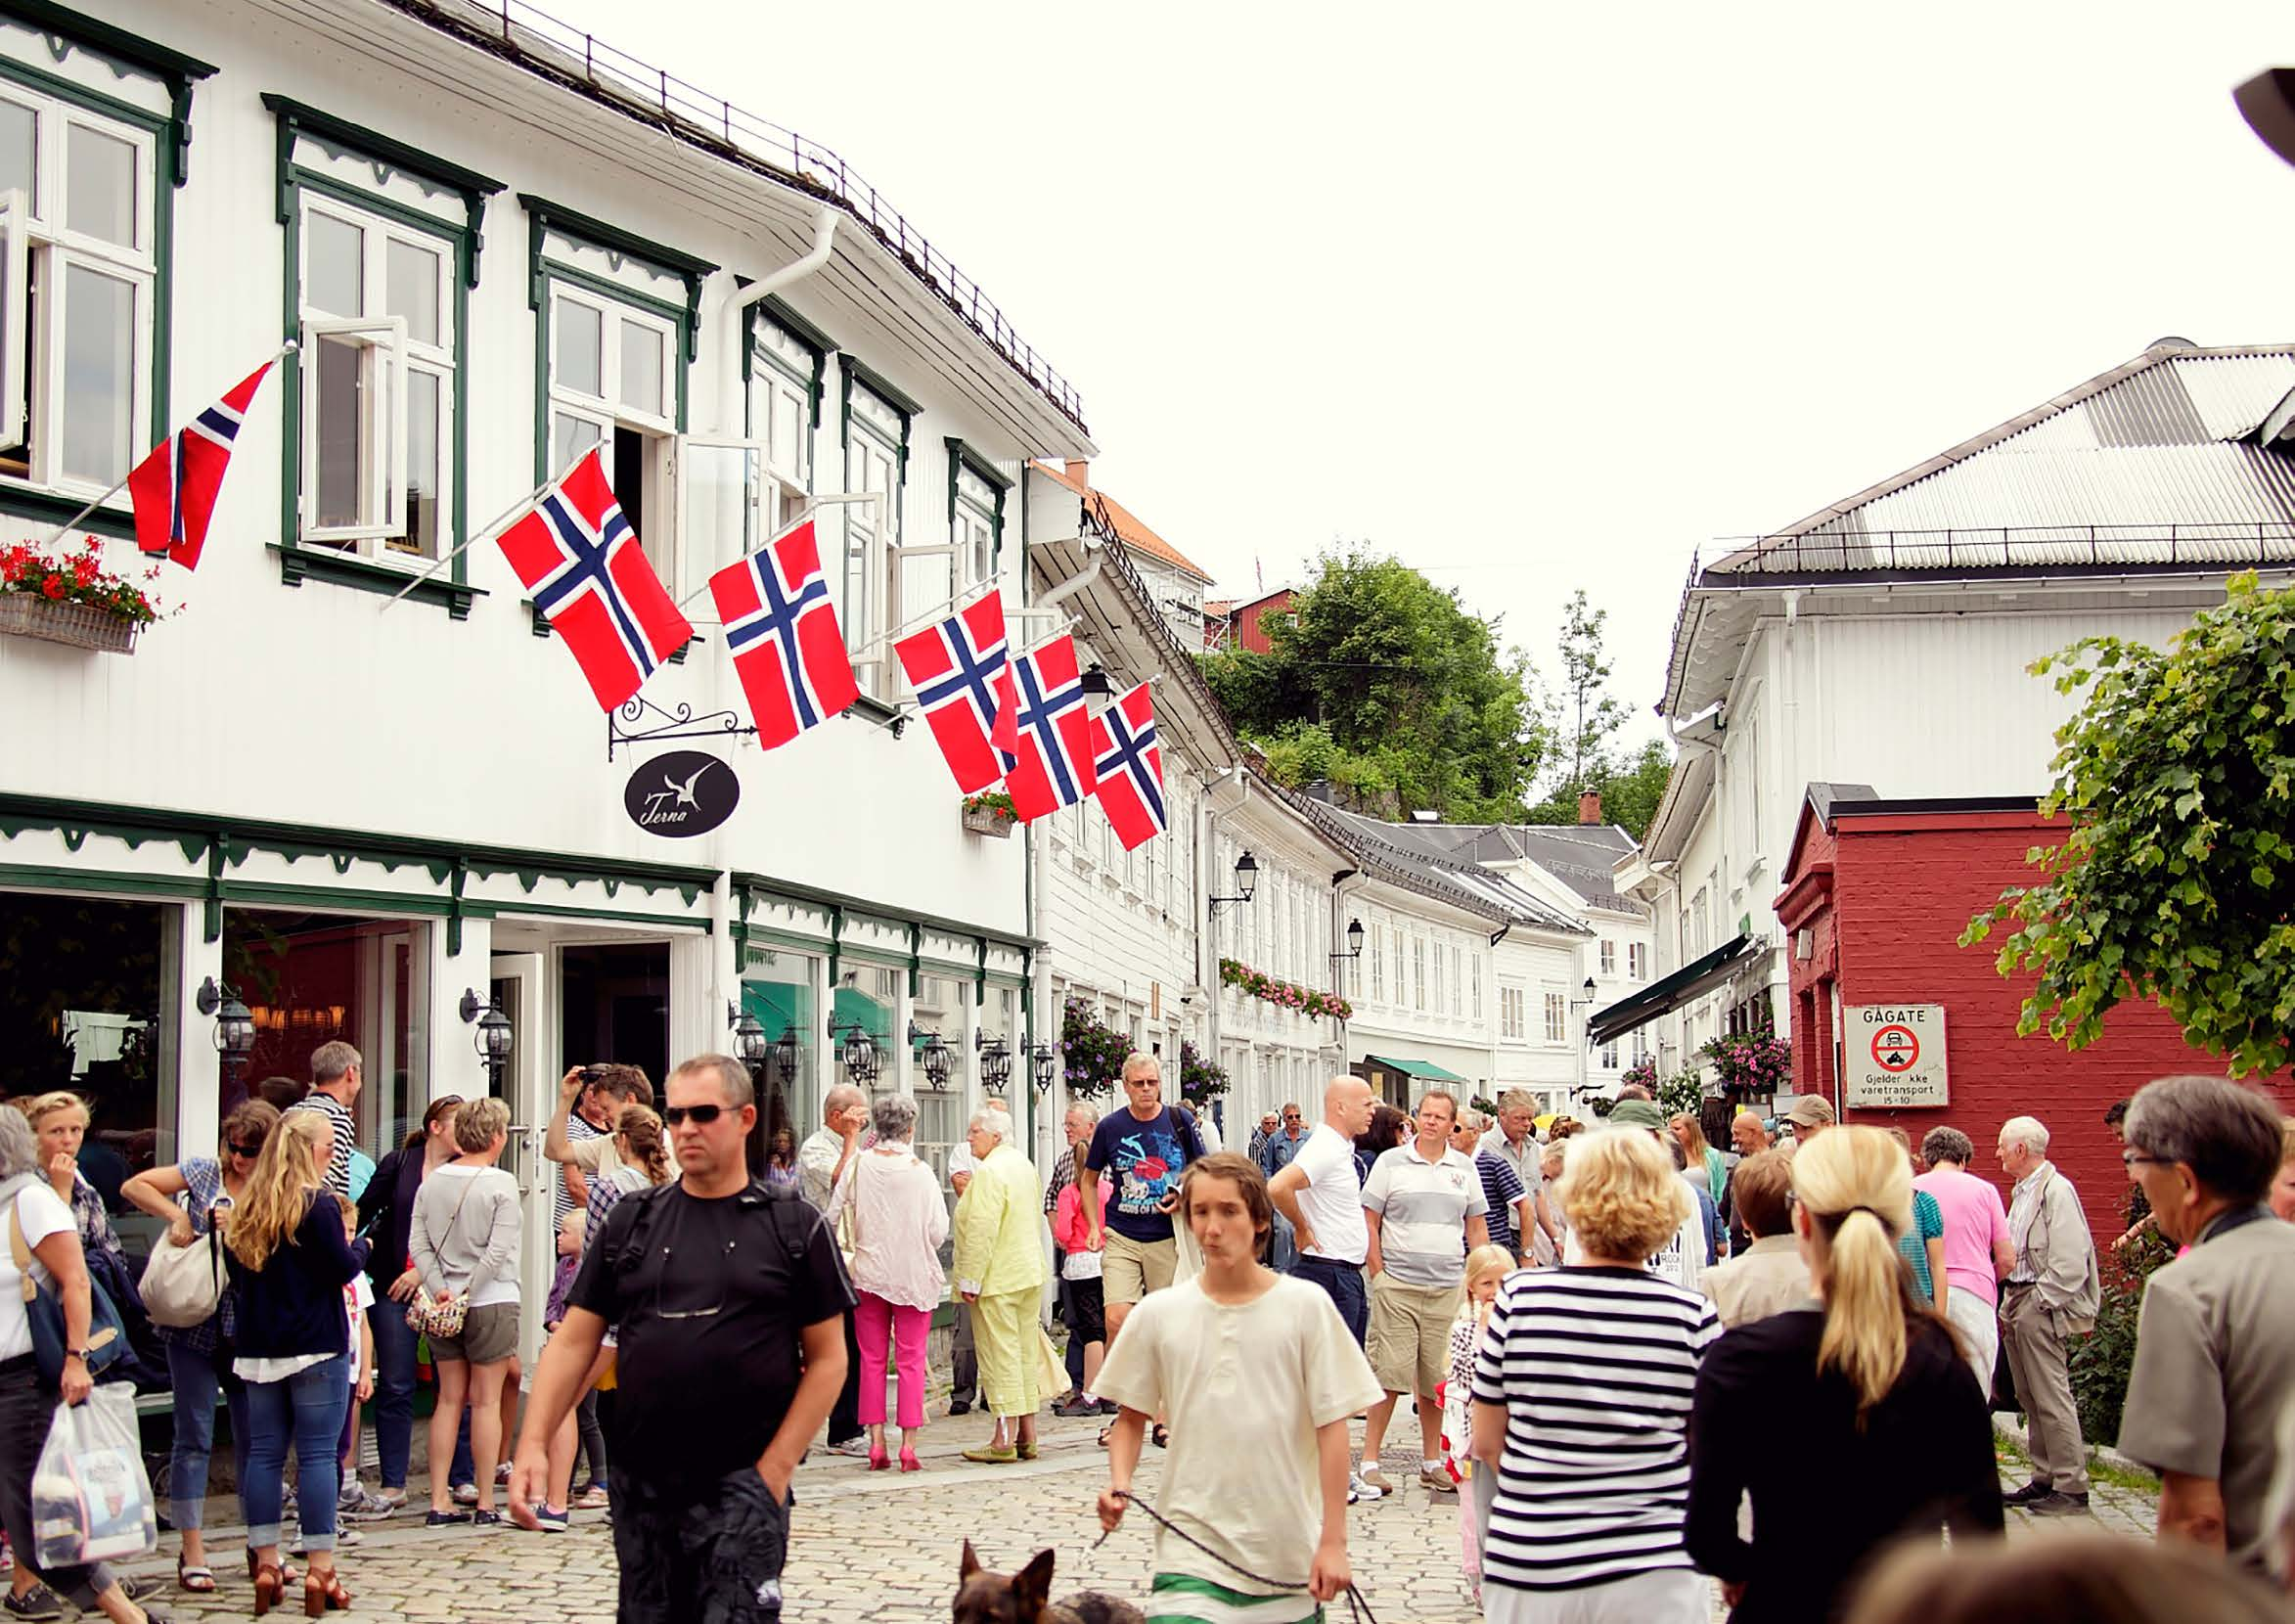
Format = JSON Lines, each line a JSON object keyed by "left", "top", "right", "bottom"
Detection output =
{"left": 961, "top": 789, "right": 1017, "bottom": 838}
{"left": 0, "top": 595, "right": 139, "bottom": 654}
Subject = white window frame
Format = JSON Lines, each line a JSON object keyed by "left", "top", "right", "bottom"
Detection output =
{"left": 677, "top": 433, "right": 771, "bottom": 592}
{"left": 952, "top": 458, "right": 1001, "bottom": 590}
{"left": 1544, "top": 990, "right": 1566, "bottom": 1046}
{"left": 750, "top": 319, "right": 815, "bottom": 515}
{"left": 0, "top": 188, "right": 25, "bottom": 453}
{"left": 842, "top": 392, "right": 904, "bottom": 698}
{"left": 1629, "top": 942, "right": 1647, "bottom": 980}
{"left": 0, "top": 85, "right": 158, "bottom": 504}
{"left": 295, "top": 193, "right": 458, "bottom": 557}
{"left": 1599, "top": 939, "right": 1616, "bottom": 976}
{"left": 298, "top": 314, "right": 407, "bottom": 545}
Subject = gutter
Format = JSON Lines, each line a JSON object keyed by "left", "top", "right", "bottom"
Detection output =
{"left": 736, "top": 204, "right": 839, "bottom": 312}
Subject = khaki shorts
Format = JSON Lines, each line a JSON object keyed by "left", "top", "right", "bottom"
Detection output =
{"left": 1102, "top": 1233, "right": 1177, "bottom": 1307}
{"left": 429, "top": 1300, "right": 519, "bottom": 1367}
{"left": 1368, "top": 1275, "right": 1462, "bottom": 1397}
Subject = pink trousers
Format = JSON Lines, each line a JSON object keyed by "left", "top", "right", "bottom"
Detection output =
{"left": 855, "top": 1292, "right": 929, "bottom": 1430}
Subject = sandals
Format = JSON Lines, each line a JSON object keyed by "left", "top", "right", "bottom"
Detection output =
{"left": 302, "top": 1568, "right": 352, "bottom": 1616}
{"left": 1150, "top": 1423, "right": 1170, "bottom": 1450}
{"left": 175, "top": 1556, "right": 216, "bottom": 1594}
{"left": 250, "top": 1561, "right": 286, "bottom": 1618}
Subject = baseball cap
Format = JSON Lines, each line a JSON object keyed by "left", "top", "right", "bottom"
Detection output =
{"left": 1783, "top": 1097, "right": 1837, "bottom": 1130}
{"left": 1605, "top": 1099, "right": 1669, "bottom": 1134}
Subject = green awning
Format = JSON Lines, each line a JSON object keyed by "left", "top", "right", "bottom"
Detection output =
{"left": 1367, "top": 1054, "right": 1467, "bottom": 1083}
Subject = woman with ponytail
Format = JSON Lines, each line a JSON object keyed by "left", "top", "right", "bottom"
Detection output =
{"left": 1686, "top": 1124, "right": 2001, "bottom": 1624}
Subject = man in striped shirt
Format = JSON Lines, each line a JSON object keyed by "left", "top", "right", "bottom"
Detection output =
{"left": 291, "top": 1039, "right": 363, "bottom": 1197}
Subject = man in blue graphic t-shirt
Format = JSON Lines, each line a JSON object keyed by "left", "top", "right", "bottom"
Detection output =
{"left": 1078, "top": 1052, "right": 1207, "bottom": 1347}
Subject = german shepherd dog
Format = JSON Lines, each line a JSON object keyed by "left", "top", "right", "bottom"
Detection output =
{"left": 953, "top": 1541, "right": 1146, "bottom": 1624}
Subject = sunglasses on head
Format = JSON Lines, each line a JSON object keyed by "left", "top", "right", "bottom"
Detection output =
{"left": 661, "top": 1104, "right": 726, "bottom": 1127}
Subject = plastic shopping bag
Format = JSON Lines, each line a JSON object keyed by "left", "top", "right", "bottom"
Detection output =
{"left": 32, "top": 1384, "right": 157, "bottom": 1569}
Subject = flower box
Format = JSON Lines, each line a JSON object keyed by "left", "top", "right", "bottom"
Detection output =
{"left": 962, "top": 803, "right": 1014, "bottom": 837}
{"left": 0, "top": 595, "right": 138, "bottom": 654}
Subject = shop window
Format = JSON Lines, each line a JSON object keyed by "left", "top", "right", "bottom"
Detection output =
{"left": 911, "top": 973, "right": 969, "bottom": 1201}
{"left": 0, "top": 86, "right": 157, "bottom": 502}
{"left": 742, "top": 952, "right": 818, "bottom": 1139}
{"left": 834, "top": 963, "right": 900, "bottom": 1095}
{"left": 558, "top": 942, "right": 670, "bottom": 1099}
{"left": 0, "top": 892, "right": 179, "bottom": 1255}
{"left": 220, "top": 908, "right": 429, "bottom": 1162}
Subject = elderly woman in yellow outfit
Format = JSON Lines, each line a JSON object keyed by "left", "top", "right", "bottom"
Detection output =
{"left": 952, "top": 1106, "right": 1047, "bottom": 1464}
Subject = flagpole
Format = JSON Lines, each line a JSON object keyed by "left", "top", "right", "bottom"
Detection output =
{"left": 35, "top": 338, "right": 299, "bottom": 552}
{"left": 377, "top": 445, "right": 592, "bottom": 613}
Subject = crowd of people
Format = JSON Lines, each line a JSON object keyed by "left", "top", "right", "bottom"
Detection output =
{"left": 10, "top": 1049, "right": 2295, "bottom": 1624}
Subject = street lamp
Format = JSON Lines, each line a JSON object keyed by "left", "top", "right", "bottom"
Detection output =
{"left": 910, "top": 1020, "right": 951, "bottom": 1091}
{"left": 729, "top": 1005, "right": 771, "bottom": 1074}
{"left": 828, "top": 1016, "right": 880, "bottom": 1084}
{"left": 1208, "top": 850, "right": 1259, "bottom": 918}
{"left": 1572, "top": 975, "right": 1598, "bottom": 1006}
{"left": 1329, "top": 918, "right": 1365, "bottom": 963}
{"left": 197, "top": 977, "right": 257, "bottom": 1090}
{"left": 460, "top": 988, "right": 513, "bottom": 1091}
{"left": 975, "top": 1029, "right": 1012, "bottom": 1093}
{"left": 769, "top": 1023, "right": 801, "bottom": 1082}
{"left": 1030, "top": 1043, "right": 1058, "bottom": 1097}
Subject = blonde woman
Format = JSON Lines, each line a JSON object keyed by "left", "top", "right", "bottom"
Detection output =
{"left": 1443, "top": 1243, "right": 1511, "bottom": 1603}
{"left": 1687, "top": 1125, "right": 2002, "bottom": 1623}
{"left": 1470, "top": 1129, "right": 1718, "bottom": 1624}
{"left": 20, "top": 1092, "right": 123, "bottom": 1259}
{"left": 223, "top": 1110, "right": 369, "bottom": 1616}
{"left": 1670, "top": 1113, "right": 1727, "bottom": 1210}
{"left": 410, "top": 1097, "right": 521, "bottom": 1528}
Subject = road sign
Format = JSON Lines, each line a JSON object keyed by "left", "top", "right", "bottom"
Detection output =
{"left": 1844, "top": 1005, "right": 1948, "bottom": 1107}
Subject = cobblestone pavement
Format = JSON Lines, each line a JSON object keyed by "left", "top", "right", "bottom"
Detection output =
{"left": 94, "top": 1413, "right": 2158, "bottom": 1623}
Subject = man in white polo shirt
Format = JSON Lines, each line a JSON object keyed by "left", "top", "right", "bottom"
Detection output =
{"left": 1269, "top": 1074, "right": 1379, "bottom": 1500}
{"left": 1359, "top": 1090, "right": 1488, "bottom": 1498}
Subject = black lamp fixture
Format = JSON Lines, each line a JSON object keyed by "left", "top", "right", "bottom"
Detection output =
{"left": 828, "top": 1015, "right": 880, "bottom": 1084}
{"left": 769, "top": 1023, "right": 801, "bottom": 1081}
{"left": 1208, "top": 849, "right": 1259, "bottom": 917}
{"left": 1079, "top": 664, "right": 1113, "bottom": 714}
{"left": 975, "top": 1028, "right": 1012, "bottom": 1093}
{"left": 459, "top": 988, "right": 513, "bottom": 1089}
{"left": 729, "top": 1004, "right": 771, "bottom": 1074}
{"left": 909, "top": 1020, "right": 952, "bottom": 1091}
{"left": 197, "top": 976, "right": 257, "bottom": 1087}
{"left": 1329, "top": 918, "right": 1366, "bottom": 963}
{"left": 1030, "top": 1042, "right": 1058, "bottom": 1097}
{"left": 1570, "top": 975, "right": 1598, "bottom": 1007}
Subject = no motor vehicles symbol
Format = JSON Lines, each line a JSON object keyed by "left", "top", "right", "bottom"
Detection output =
{"left": 1871, "top": 1024, "right": 1920, "bottom": 1072}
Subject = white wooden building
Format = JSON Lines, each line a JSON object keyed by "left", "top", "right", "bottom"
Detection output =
{"left": 0, "top": 0, "right": 1099, "bottom": 1370}
{"left": 1604, "top": 338, "right": 2295, "bottom": 1089}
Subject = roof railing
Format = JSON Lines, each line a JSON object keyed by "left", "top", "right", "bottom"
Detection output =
{"left": 389, "top": 0, "right": 1088, "bottom": 431}
{"left": 1708, "top": 521, "right": 2295, "bottom": 577}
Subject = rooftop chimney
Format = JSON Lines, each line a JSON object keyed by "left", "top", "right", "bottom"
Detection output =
{"left": 1578, "top": 790, "right": 1603, "bottom": 826}
{"left": 1065, "top": 459, "right": 1089, "bottom": 490}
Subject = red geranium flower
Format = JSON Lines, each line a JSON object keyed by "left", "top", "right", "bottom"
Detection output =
{"left": 41, "top": 576, "right": 67, "bottom": 600}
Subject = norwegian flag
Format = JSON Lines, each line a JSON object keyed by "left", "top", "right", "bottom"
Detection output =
{"left": 1089, "top": 683, "right": 1165, "bottom": 851}
{"left": 125, "top": 360, "right": 276, "bottom": 570}
{"left": 708, "top": 519, "right": 859, "bottom": 749}
{"left": 496, "top": 449, "right": 693, "bottom": 712}
{"left": 999, "top": 631, "right": 1098, "bottom": 823}
{"left": 893, "top": 588, "right": 1012, "bottom": 794}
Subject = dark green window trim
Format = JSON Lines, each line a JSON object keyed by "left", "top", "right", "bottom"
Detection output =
{"left": 840, "top": 358, "right": 919, "bottom": 485}
{"left": 0, "top": 482, "right": 134, "bottom": 540}
{"left": 3, "top": 2, "right": 214, "bottom": 180}
{"left": 529, "top": 248, "right": 696, "bottom": 483}
{"left": 743, "top": 294, "right": 833, "bottom": 429}
{"left": 0, "top": 53, "right": 178, "bottom": 462}
{"left": 268, "top": 98, "right": 495, "bottom": 614}
{"left": 732, "top": 869, "right": 1040, "bottom": 956}
{"left": 520, "top": 195, "right": 715, "bottom": 362}
{"left": 262, "top": 95, "right": 502, "bottom": 281}
{"left": 945, "top": 437, "right": 1011, "bottom": 565}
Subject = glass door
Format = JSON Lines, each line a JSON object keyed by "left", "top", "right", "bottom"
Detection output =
{"left": 488, "top": 952, "right": 551, "bottom": 1370}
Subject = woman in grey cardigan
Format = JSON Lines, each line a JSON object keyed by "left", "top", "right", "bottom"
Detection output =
{"left": 410, "top": 1097, "right": 521, "bottom": 1526}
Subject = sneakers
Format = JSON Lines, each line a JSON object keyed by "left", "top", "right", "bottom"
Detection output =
{"left": 2001, "top": 1479, "right": 2052, "bottom": 1507}
{"left": 530, "top": 1506, "right": 569, "bottom": 1533}
{"left": 424, "top": 1510, "right": 472, "bottom": 1528}
{"left": 573, "top": 1483, "right": 611, "bottom": 1511}
{"left": 470, "top": 1509, "right": 505, "bottom": 1528}
{"left": 1418, "top": 1467, "right": 1459, "bottom": 1497}
{"left": 1357, "top": 1466, "right": 1395, "bottom": 1496}
{"left": 2, "top": 1584, "right": 64, "bottom": 1621}
{"left": 1348, "top": 1471, "right": 1383, "bottom": 1503}
{"left": 2028, "top": 1491, "right": 2092, "bottom": 1517}
{"left": 119, "top": 1577, "right": 164, "bottom": 1603}
{"left": 338, "top": 1484, "right": 397, "bottom": 1520}
{"left": 947, "top": 1398, "right": 973, "bottom": 1417}
{"left": 451, "top": 1481, "right": 479, "bottom": 1507}
{"left": 1053, "top": 1396, "right": 1101, "bottom": 1419}
{"left": 825, "top": 1436, "right": 871, "bottom": 1458}
{"left": 286, "top": 1525, "right": 360, "bottom": 1556}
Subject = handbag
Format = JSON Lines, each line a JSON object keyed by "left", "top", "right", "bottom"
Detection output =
{"left": 404, "top": 1173, "right": 478, "bottom": 1340}
{"left": 138, "top": 1223, "right": 225, "bottom": 1329}
{"left": 7, "top": 1186, "right": 127, "bottom": 1385}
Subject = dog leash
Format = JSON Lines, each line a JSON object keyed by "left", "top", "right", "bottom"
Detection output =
{"left": 1094, "top": 1490, "right": 1382, "bottom": 1624}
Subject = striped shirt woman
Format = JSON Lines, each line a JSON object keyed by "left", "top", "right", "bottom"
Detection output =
{"left": 1471, "top": 1128, "right": 1720, "bottom": 1624}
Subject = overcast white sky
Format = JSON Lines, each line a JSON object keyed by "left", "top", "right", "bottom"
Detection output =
{"left": 546, "top": 0, "right": 2295, "bottom": 751}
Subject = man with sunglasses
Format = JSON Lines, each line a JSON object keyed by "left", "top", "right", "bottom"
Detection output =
{"left": 511, "top": 1055, "right": 851, "bottom": 1624}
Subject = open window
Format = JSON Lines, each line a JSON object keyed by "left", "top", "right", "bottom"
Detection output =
{"left": 298, "top": 315, "right": 406, "bottom": 544}
{"left": 0, "top": 189, "right": 24, "bottom": 460}
{"left": 679, "top": 435, "right": 767, "bottom": 587}
{"left": 545, "top": 286, "right": 682, "bottom": 587}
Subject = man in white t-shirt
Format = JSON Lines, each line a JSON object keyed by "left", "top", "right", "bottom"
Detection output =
{"left": 1097, "top": 1151, "right": 1380, "bottom": 1624}
{"left": 1269, "top": 1077, "right": 1376, "bottom": 1346}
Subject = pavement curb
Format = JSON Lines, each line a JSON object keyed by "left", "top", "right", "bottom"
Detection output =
{"left": 1990, "top": 1411, "right": 2153, "bottom": 1480}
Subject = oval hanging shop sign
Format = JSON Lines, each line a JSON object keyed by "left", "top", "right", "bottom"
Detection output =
{"left": 624, "top": 751, "right": 740, "bottom": 838}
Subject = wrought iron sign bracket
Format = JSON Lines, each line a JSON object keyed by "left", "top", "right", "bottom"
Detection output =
{"left": 608, "top": 696, "right": 757, "bottom": 763}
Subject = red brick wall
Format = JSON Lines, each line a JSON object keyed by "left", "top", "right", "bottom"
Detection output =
{"left": 1814, "top": 809, "right": 2287, "bottom": 1246}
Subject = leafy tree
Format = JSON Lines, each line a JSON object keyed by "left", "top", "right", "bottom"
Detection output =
{"left": 1524, "top": 737, "right": 1674, "bottom": 839}
{"left": 1962, "top": 573, "right": 2294, "bottom": 1076}
{"left": 1552, "top": 589, "right": 1631, "bottom": 795}
{"left": 1201, "top": 546, "right": 1545, "bottom": 820}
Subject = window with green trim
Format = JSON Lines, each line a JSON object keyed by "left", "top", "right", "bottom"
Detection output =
{"left": 842, "top": 374, "right": 906, "bottom": 699}
{"left": 946, "top": 439, "right": 1009, "bottom": 593}
{"left": 749, "top": 309, "right": 817, "bottom": 534}
{"left": 545, "top": 279, "right": 679, "bottom": 585}
{"left": 0, "top": 76, "right": 157, "bottom": 503}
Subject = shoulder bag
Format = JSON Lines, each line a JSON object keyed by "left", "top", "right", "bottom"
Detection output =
{"left": 7, "top": 1186, "right": 127, "bottom": 1384}
{"left": 138, "top": 1222, "right": 225, "bottom": 1329}
{"left": 404, "top": 1173, "right": 479, "bottom": 1340}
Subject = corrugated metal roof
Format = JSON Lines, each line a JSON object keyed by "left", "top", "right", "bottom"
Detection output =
{"left": 1712, "top": 342, "right": 2295, "bottom": 576}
